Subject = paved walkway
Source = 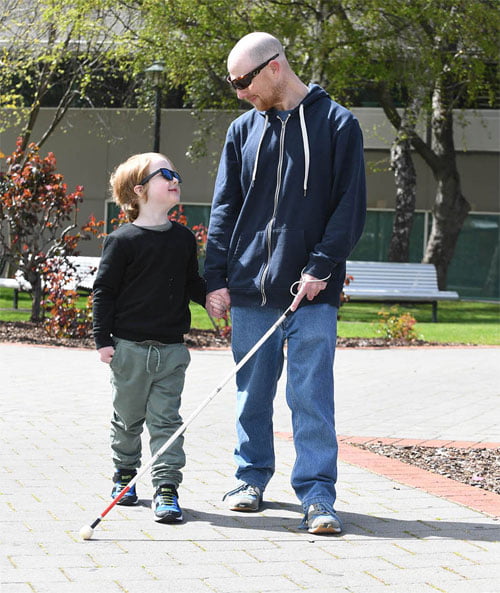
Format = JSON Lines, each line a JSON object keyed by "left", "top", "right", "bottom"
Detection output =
{"left": 1, "top": 342, "right": 499, "bottom": 593}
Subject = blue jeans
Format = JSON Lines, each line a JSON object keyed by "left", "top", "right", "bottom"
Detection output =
{"left": 231, "top": 303, "right": 339, "bottom": 511}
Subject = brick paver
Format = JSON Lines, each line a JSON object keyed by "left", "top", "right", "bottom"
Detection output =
{"left": 1, "top": 342, "right": 499, "bottom": 593}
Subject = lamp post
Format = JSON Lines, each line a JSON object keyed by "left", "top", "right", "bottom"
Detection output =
{"left": 145, "top": 61, "right": 165, "bottom": 152}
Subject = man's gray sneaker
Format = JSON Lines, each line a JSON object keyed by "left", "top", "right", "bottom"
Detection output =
{"left": 222, "top": 483, "right": 263, "bottom": 511}
{"left": 304, "top": 503, "right": 342, "bottom": 534}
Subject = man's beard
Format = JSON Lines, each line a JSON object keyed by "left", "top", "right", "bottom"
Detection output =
{"left": 246, "top": 81, "right": 285, "bottom": 111}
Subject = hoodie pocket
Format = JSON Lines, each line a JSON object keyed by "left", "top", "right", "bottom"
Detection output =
{"left": 227, "top": 231, "right": 267, "bottom": 293}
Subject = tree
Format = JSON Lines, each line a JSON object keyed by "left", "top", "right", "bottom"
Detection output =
{"left": 358, "top": 0, "right": 498, "bottom": 287}
{"left": 0, "top": 0, "right": 140, "bottom": 156}
{"left": 2, "top": 1, "right": 497, "bottom": 288}
{"left": 387, "top": 103, "right": 419, "bottom": 262}
{"left": 258, "top": 0, "right": 498, "bottom": 287}
{"left": 135, "top": 0, "right": 498, "bottom": 288}
{"left": 0, "top": 140, "right": 89, "bottom": 321}
{"left": 0, "top": 0, "right": 140, "bottom": 316}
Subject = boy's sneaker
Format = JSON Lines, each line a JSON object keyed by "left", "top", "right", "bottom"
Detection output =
{"left": 152, "top": 484, "right": 183, "bottom": 523}
{"left": 222, "top": 483, "right": 262, "bottom": 512}
{"left": 111, "top": 469, "right": 138, "bottom": 506}
{"left": 304, "top": 503, "right": 342, "bottom": 534}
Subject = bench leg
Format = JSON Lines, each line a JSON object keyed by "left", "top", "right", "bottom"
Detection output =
{"left": 432, "top": 301, "right": 437, "bottom": 323}
{"left": 13, "top": 289, "right": 19, "bottom": 309}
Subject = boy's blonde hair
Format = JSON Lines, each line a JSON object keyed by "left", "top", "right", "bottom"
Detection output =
{"left": 109, "top": 152, "right": 173, "bottom": 222}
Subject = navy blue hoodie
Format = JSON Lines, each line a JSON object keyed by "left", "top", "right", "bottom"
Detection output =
{"left": 205, "top": 84, "right": 366, "bottom": 309}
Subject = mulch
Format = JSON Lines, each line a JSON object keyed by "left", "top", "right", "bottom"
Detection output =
{"left": 0, "top": 320, "right": 465, "bottom": 350}
{"left": 1, "top": 320, "right": 496, "bottom": 498}
{"left": 355, "top": 442, "right": 499, "bottom": 496}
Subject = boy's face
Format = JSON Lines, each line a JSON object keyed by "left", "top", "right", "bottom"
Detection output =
{"left": 141, "top": 157, "right": 181, "bottom": 212}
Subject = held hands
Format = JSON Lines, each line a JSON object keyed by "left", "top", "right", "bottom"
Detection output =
{"left": 290, "top": 273, "right": 328, "bottom": 312}
{"left": 205, "top": 275, "right": 327, "bottom": 316}
{"left": 206, "top": 288, "right": 231, "bottom": 319}
{"left": 98, "top": 346, "right": 115, "bottom": 364}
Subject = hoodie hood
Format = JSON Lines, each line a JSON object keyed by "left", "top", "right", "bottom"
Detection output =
{"left": 252, "top": 84, "right": 330, "bottom": 195}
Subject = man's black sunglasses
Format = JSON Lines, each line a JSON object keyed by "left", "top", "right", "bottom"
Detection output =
{"left": 139, "top": 168, "right": 182, "bottom": 186}
{"left": 227, "top": 53, "right": 279, "bottom": 90}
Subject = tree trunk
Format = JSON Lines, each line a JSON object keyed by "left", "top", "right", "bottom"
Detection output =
{"left": 388, "top": 128, "right": 417, "bottom": 262}
{"left": 378, "top": 75, "right": 471, "bottom": 289}
{"left": 29, "top": 274, "right": 44, "bottom": 322}
{"left": 424, "top": 175, "right": 470, "bottom": 289}
{"left": 422, "top": 86, "right": 470, "bottom": 289}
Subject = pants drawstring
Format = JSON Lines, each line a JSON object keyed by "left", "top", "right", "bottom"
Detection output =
{"left": 146, "top": 345, "right": 161, "bottom": 374}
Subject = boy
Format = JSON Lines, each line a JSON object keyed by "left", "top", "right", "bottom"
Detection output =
{"left": 93, "top": 152, "right": 212, "bottom": 523}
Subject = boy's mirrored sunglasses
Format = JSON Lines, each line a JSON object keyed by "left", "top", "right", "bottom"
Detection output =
{"left": 139, "top": 168, "right": 182, "bottom": 186}
{"left": 227, "top": 53, "right": 279, "bottom": 90}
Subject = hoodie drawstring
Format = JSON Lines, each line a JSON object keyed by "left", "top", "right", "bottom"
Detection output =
{"left": 299, "top": 103, "right": 310, "bottom": 196}
{"left": 251, "top": 107, "right": 310, "bottom": 196}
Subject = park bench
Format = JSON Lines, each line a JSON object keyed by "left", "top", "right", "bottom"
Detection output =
{"left": 344, "top": 260, "right": 460, "bottom": 322}
{"left": 0, "top": 255, "right": 100, "bottom": 308}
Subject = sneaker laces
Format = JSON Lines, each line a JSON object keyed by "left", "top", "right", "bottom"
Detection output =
{"left": 308, "top": 502, "right": 332, "bottom": 517}
{"left": 299, "top": 502, "right": 338, "bottom": 530}
{"left": 223, "top": 483, "right": 260, "bottom": 500}
{"left": 113, "top": 472, "right": 135, "bottom": 491}
{"left": 156, "top": 486, "right": 177, "bottom": 507}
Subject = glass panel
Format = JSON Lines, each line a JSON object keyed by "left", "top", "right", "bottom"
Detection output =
{"left": 180, "top": 204, "right": 211, "bottom": 228}
{"left": 350, "top": 210, "right": 426, "bottom": 262}
{"left": 447, "top": 214, "right": 500, "bottom": 299}
{"left": 105, "top": 201, "right": 121, "bottom": 233}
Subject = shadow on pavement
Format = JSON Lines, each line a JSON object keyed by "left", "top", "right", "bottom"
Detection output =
{"left": 98, "top": 503, "right": 500, "bottom": 543}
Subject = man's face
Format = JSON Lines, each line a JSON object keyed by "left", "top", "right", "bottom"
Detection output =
{"left": 228, "top": 55, "right": 281, "bottom": 111}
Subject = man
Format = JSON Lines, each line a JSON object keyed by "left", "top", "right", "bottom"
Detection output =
{"left": 204, "top": 32, "right": 366, "bottom": 534}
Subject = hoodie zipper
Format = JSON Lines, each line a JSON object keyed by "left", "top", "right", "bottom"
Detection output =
{"left": 260, "top": 114, "right": 290, "bottom": 305}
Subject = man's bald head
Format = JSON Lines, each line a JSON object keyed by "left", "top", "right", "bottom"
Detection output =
{"left": 228, "top": 32, "right": 284, "bottom": 70}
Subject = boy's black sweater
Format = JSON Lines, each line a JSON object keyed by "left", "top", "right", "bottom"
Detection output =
{"left": 92, "top": 222, "right": 206, "bottom": 350}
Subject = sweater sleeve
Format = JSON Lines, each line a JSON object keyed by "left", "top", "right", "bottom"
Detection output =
{"left": 304, "top": 119, "right": 367, "bottom": 280}
{"left": 92, "top": 234, "right": 127, "bottom": 350}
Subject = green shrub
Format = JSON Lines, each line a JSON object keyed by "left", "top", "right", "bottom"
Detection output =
{"left": 375, "top": 306, "right": 419, "bottom": 341}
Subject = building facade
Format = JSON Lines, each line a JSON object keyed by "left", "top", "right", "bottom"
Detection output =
{"left": 1, "top": 107, "right": 498, "bottom": 299}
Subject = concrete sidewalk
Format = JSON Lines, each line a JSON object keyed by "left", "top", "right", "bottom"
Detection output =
{"left": 1, "top": 342, "right": 499, "bottom": 593}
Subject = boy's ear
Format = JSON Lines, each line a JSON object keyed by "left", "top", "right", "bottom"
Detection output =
{"left": 133, "top": 185, "right": 144, "bottom": 197}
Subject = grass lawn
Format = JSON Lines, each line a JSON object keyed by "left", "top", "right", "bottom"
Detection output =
{"left": 338, "top": 301, "right": 500, "bottom": 345}
{"left": 1, "top": 287, "right": 499, "bottom": 345}
{"left": 190, "top": 300, "right": 500, "bottom": 345}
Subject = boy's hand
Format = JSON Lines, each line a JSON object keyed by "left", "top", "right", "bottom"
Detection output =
{"left": 98, "top": 346, "right": 115, "bottom": 364}
{"left": 206, "top": 288, "right": 231, "bottom": 318}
